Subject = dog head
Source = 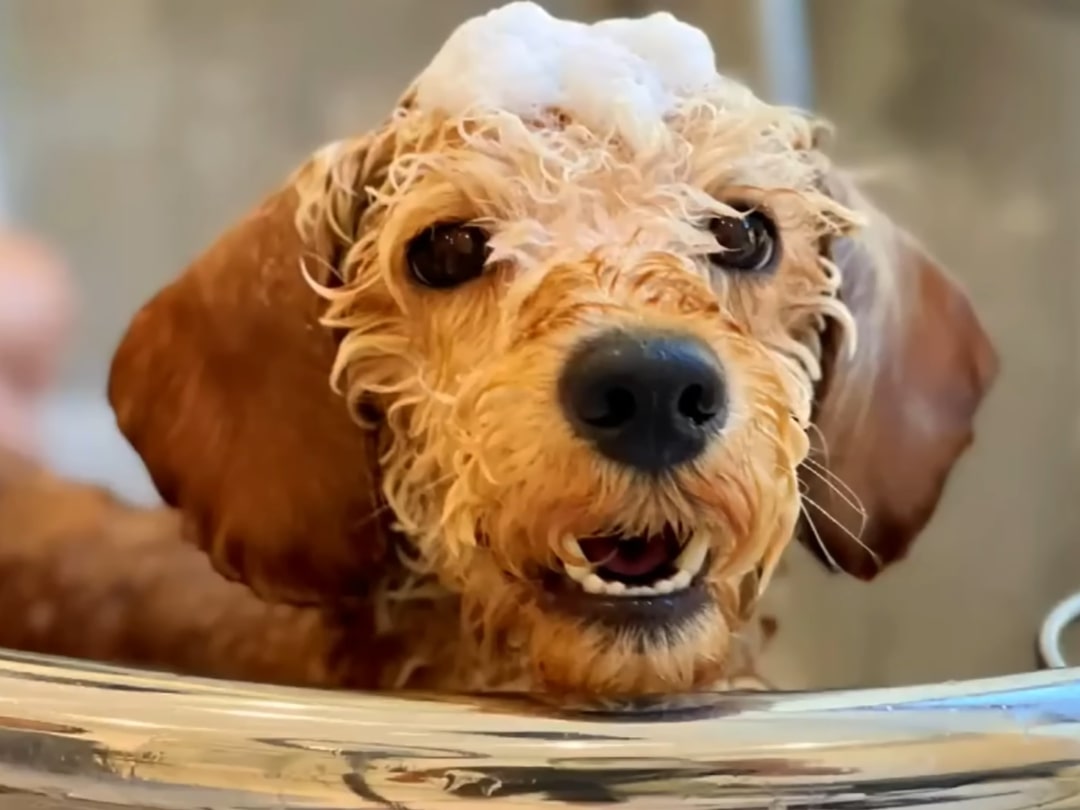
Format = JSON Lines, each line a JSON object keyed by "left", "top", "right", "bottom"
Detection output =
{"left": 109, "top": 3, "right": 997, "bottom": 696}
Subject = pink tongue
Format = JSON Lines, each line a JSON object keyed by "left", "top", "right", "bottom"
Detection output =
{"left": 578, "top": 535, "right": 672, "bottom": 577}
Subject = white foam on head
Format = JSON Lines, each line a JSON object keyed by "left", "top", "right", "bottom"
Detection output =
{"left": 413, "top": 2, "right": 719, "bottom": 147}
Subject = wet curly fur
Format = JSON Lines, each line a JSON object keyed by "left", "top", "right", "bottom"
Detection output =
{"left": 0, "top": 75, "right": 997, "bottom": 698}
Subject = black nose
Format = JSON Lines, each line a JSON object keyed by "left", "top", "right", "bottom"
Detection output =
{"left": 558, "top": 330, "right": 727, "bottom": 473}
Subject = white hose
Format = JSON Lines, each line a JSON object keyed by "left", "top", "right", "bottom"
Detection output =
{"left": 1038, "top": 590, "right": 1080, "bottom": 668}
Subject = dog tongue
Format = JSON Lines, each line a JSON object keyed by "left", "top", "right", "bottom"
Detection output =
{"left": 578, "top": 534, "right": 673, "bottom": 577}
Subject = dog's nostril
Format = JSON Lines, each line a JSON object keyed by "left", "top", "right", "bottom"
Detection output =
{"left": 582, "top": 386, "right": 637, "bottom": 429}
{"left": 559, "top": 330, "right": 727, "bottom": 473}
{"left": 677, "top": 383, "right": 717, "bottom": 425}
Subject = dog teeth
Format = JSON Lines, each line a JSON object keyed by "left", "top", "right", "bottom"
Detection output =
{"left": 564, "top": 562, "right": 592, "bottom": 583}
{"left": 669, "top": 569, "right": 693, "bottom": 590}
{"left": 583, "top": 573, "right": 606, "bottom": 593}
{"left": 576, "top": 573, "right": 630, "bottom": 597}
{"left": 675, "top": 532, "right": 709, "bottom": 577}
{"left": 562, "top": 535, "right": 586, "bottom": 563}
{"left": 560, "top": 532, "right": 710, "bottom": 598}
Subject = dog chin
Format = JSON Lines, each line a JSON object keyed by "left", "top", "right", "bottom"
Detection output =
{"left": 447, "top": 518, "right": 738, "bottom": 695}
{"left": 507, "top": 523, "right": 732, "bottom": 695}
{"left": 522, "top": 596, "right": 732, "bottom": 696}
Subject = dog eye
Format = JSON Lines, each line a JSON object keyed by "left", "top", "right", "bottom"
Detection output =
{"left": 707, "top": 206, "right": 778, "bottom": 273}
{"left": 407, "top": 223, "right": 490, "bottom": 289}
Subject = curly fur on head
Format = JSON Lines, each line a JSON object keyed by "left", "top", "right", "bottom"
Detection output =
{"left": 103, "top": 6, "right": 997, "bottom": 698}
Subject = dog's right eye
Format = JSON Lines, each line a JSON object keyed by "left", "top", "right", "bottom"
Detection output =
{"left": 407, "top": 223, "right": 490, "bottom": 289}
{"left": 707, "top": 205, "right": 778, "bottom": 275}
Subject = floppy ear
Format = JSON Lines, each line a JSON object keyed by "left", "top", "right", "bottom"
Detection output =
{"left": 108, "top": 148, "right": 387, "bottom": 605}
{"left": 797, "top": 175, "right": 999, "bottom": 580}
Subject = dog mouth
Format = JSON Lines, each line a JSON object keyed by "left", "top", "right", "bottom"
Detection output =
{"left": 540, "top": 524, "right": 711, "bottom": 629}
{"left": 562, "top": 525, "right": 709, "bottom": 596}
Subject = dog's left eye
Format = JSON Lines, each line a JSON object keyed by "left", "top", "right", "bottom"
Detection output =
{"left": 707, "top": 206, "right": 778, "bottom": 274}
{"left": 407, "top": 223, "right": 490, "bottom": 289}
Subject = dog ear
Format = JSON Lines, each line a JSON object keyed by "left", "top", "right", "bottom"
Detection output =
{"left": 797, "top": 174, "right": 999, "bottom": 580}
{"left": 108, "top": 144, "right": 388, "bottom": 605}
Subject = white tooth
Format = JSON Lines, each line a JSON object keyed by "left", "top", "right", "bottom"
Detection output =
{"left": 669, "top": 570, "right": 693, "bottom": 590}
{"left": 583, "top": 574, "right": 606, "bottom": 595}
{"left": 571, "top": 569, "right": 696, "bottom": 598}
{"left": 562, "top": 536, "right": 586, "bottom": 563}
{"left": 563, "top": 563, "right": 592, "bottom": 584}
{"left": 676, "top": 532, "right": 709, "bottom": 576}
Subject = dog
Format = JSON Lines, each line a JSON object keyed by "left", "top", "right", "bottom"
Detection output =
{"left": 0, "top": 3, "right": 997, "bottom": 698}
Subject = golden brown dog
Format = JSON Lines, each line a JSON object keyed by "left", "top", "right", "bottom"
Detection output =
{"left": 0, "top": 4, "right": 997, "bottom": 698}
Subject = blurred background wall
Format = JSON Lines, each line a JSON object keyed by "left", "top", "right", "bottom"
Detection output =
{"left": 0, "top": 0, "right": 1077, "bottom": 689}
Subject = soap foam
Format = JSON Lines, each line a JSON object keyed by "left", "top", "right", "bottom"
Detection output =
{"left": 413, "top": 2, "right": 719, "bottom": 146}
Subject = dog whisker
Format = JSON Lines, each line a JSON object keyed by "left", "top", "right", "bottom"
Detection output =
{"left": 806, "top": 421, "right": 831, "bottom": 464}
{"left": 799, "top": 457, "right": 867, "bottom": 529}
{"left": 798, "top": 499, "right": 846, "bottom": 573}
{"left": 799, "top": 493, "right": 879, "bottom": 565}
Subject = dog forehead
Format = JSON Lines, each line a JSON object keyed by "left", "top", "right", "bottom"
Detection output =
{"left": 412, "top": 2, "right": 721, "bottom": 150}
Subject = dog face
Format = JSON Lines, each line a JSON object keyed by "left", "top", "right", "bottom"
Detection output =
{"left": 303, "top": 96, "right": 860, "bottom": 693}
{"left": 109, "top": 4, "right": 997, "bottom": 696}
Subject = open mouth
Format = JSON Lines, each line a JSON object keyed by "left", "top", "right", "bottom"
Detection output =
{"left": 538, "top": 524, "right": 712, "bottom": 631}
{"left": 562, "top": 525, "right": 709, "bottom": 597}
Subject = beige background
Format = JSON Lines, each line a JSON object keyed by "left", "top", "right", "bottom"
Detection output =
{"left": 0, "top": 0, "right": 1076, "bottom": 688}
